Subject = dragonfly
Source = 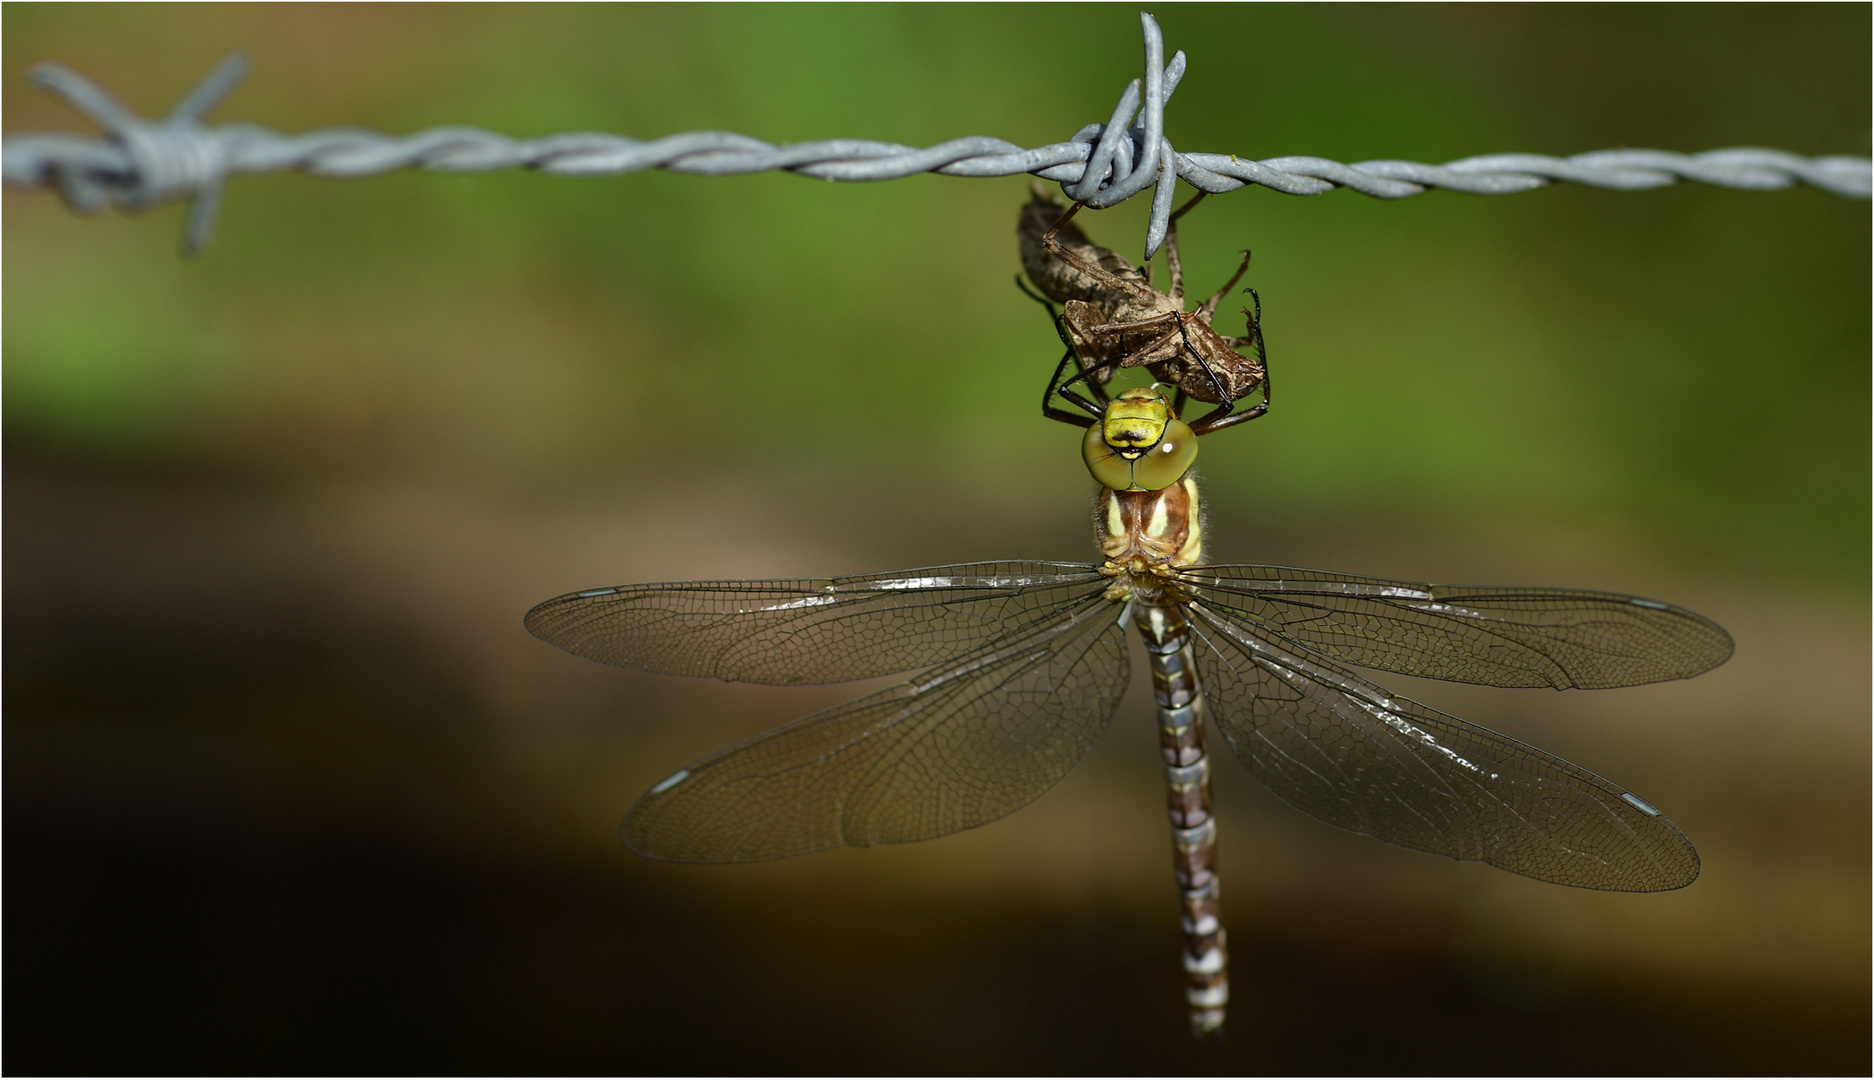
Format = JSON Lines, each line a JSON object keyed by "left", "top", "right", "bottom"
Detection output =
{"left": 524, "top": 365, "right": 1732, "bottom": 1036}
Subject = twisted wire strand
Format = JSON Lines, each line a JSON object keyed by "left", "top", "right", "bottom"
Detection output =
{"left": 4, "top": 12, "right": 1868, "bottom": 257}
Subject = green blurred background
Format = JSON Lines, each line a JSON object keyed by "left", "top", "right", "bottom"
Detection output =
{"left": 5, "top": 4, "right": 1867, "bottom": 1073}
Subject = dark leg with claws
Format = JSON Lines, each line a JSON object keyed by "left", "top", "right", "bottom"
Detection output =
{"left": 1042, "top": 342, "right": 1157, "bottom": 427}
{"left": 1077, "top": 309, "right": 1232, "bottom": 407}
{"left": 1040, "top": 346, "right": 1099, "bottom": 427}
{"left": 1188, "top": 289, "right": 1269, "bottom": 436}
{"left": 1020, "top": 275, "right": 1122, "bottom": 428}
{"left": 1172, "top": 313, "right": 1232, "bottom": 407}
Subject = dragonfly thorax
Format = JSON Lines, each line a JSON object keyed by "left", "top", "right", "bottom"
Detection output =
{"left": 1083, "top": 386, "right": 1198, "bottom": 492}
{"left": 1096, "top": 475, "right": 1205, "bottom": 603}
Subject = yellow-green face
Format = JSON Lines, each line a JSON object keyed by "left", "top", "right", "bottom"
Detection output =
{"left": 1082, "top": 387, "right": 1198, "bottom": 492}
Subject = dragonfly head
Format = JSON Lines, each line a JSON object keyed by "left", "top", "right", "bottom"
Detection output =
{"left": 1083, "top": 386, "right": 1198, "bottom": 492}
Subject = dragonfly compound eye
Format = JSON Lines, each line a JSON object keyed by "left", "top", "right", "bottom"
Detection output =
{"left": 1084, "top": 414, "right": 1199, "bottom": 491}
{"left": 1131, "top": 419, "right": 1198, "bottom": 490}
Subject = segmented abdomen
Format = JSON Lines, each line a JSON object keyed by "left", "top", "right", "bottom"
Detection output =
{"left": 1137, "top": 602, "right": 1228, "bottom": 1036}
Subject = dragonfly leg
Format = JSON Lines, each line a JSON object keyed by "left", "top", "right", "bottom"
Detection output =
{"left": 1172, "top": 313, "right": 1233, "bottom": 406}
{"left": 1189, "top": 291, "right": 1270, "bottom": 436}
{"left": 1045, "top": 336, "right": 1146, "bottom": 425}
{"left": 1050, "top": 323, "right": 1191, "bottom": 425}
{"left": 1163, "top": 212, "right": 1187, "bottom": 307}
{"left": 1087, "top": 309, "right": 1231, "bottom": 409}
{"left": 1164, "top": 190, "right": 1214, "bottom": 317}
{"left": 1014, "top": 273, "right": 1063, "bottom": 331}
{"left": 1042, "top": 347, "right": 1101, "bottom": 426}
{"left": 1084, "top": 310, "right": 1181, "bottom": 338}
{"left": 1022, "top": 276, "right": 1106, "bottom": 426}
{"left": 1042, "top": 201, "right": 1156, "bottom": 300}
{"left": 1187, "top": 384, "right": 1268, "bottom": 436}
{"left": 1168, "top": 189, "right": 1209, "bottom": 226}
{"left": 1198, "top": 249, "right": 1252, "bottom": 322}
{"left": 1084, "top": 310, "right": 1233, "bottom": 408}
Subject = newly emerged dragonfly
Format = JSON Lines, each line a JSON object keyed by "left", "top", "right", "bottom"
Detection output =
{"left": 525, "top": 348, "right": 1731, "bottom": 1041}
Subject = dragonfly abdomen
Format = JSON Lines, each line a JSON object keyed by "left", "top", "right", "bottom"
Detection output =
{"left": 1138, "top": 601, "right": 1229, "bottom": 1037}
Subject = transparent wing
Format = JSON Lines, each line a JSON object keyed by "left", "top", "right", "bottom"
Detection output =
{"left": 622, "top": 590, "right": 1131, "bottom": 862}
{"left": 1177, "top": 565, "right": 1733, "bottom": 689}
{"left": 525, "top": 561, "right": 1105, "bottom": 685}
{"left": 1187, "top": 600, "right": 1699, "bottom": 891}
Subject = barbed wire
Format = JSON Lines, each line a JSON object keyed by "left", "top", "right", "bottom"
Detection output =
{"left": 4, "top": 12, "right": 1869, "bottom": 257}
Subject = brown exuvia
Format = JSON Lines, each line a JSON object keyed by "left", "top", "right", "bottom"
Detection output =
{"left": 1018, "top": 183, "right": 1268, "bottom": 432}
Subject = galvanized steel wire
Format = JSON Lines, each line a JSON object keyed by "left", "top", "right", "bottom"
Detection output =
{"left": 4, "top": 12, "right": 1869, "bottom": 256}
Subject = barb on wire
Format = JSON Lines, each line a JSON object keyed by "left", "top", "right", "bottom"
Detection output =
{"left": 20, "top": 52, "right": 249, "bottom": 254}
{"left": 4, "top": 12, "right": 1869, "bottom": 258}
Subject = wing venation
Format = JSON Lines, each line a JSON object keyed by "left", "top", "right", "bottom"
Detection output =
{"left": 525, "top": 560, "right": 1105, "bottom": 685}
{"left": 1187, "top": 600, "right": 1699, "bottom": 892}
{"left": 622, "top": 592, "right": 1132, "bottom": 862}
{"left": 1179, "top": 564, "right": 1732, "bottom": 689}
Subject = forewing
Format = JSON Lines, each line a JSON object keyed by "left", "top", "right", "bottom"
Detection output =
{"left": 1179, "top": 565, "right": 1732, "bottom": 689}
{"left": 1187, "top": 600, "right": 1699, "bottom": 891}
{"left": 525, "top": 561, "right": 1104, "bottom": 685}
{"left": 622, "top": 592, "right": 1131, "bottom": 862}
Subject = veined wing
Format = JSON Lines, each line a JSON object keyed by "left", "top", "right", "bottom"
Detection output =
{"left": 622, "top": 589, "right": 1131, "bottom": 862}
{"left": 1186, "top": 599, "right": 1699, "bottom": 891}
{"left": 1176, "top": 565, "right": 1732, "bottom": 690}
{"left": 526, "top": 561, "right": 1105, "bottom": 685}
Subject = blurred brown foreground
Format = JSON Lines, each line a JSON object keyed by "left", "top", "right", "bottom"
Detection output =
{"left": 7, "top": 453, "right": 1866, "bottom": 1074}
